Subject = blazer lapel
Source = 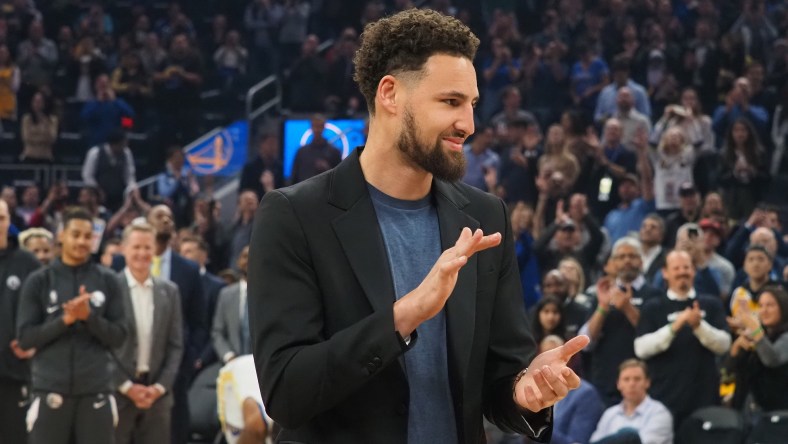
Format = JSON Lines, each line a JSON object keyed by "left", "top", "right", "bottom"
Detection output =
{"left": 433, "top": 180, "right": 479, "bottom": 396}
{"left": 330, "top": 149, "right": 397, "bottom": 314}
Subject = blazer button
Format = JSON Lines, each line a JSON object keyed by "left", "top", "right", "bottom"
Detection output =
{"left": 365, "top": 362, "right": 377, "bottom": 375}
{"left": 372, "top": 357, "right": 382, "bottom": 367}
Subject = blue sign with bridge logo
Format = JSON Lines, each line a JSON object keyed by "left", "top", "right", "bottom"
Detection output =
{"left": 185, "top": 121, "right": 249, "bottom": 176}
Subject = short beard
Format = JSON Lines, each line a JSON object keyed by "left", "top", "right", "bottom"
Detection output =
{"left": 396, "top": 107, "right": 466, "bottom": 182}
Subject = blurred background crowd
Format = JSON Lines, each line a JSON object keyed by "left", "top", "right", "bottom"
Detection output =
{"left": 2, "top": 0, "right": 788, "bottom": 443}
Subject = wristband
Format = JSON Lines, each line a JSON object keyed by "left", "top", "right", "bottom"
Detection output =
{"left": 750, "top": 326, "right": 764, "bottom": 339}
{"left": 512, "top": 368, "right": 528, "bottom": 402}
{"left": 596, "top": 306, "right": 608, "bottom": 316}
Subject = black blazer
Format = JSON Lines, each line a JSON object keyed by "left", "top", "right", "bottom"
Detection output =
{"left": 248, "top": 148, "right": 551, "bottom": 443}
{"left": 197, "top": 271, "right": 226, "bottom": 365}
{"left": 112, "top": 253, "right": 206, "bottom": 365}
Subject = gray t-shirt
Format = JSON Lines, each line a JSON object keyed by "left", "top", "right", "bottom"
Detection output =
{"left": 369, "top": 184, "right": 458, "bottom": 444}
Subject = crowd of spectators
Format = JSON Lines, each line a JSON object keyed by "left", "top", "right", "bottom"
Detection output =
{"left": 1, "top": 0, "right": 788, "bottom": 443}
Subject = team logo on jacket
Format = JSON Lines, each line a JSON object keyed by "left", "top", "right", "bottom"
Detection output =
{"left": 90, "top": 291, "right": 106, "bottom": 307}
{"left": 49, "top": 290, "right": 57, "bottom": 305}
{"left": 6, "top": 275, "right": 20, "bottom": 290}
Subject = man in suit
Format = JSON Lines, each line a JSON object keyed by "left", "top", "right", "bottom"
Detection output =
{"left": 114, "top": 204, "right": 205, "bottom": 444}
{"left": 248, "top": 9, "right": 588, "bottom": 443}
{"left": 179, "top": 235, "right": 225, "bottom": 369}
{"left": 114, "top": 222, "right": 184, "bottom": 444}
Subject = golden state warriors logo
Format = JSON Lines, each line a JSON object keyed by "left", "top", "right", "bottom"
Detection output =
{"left": 187, "top": 129, "right": 235, "bottom": 175}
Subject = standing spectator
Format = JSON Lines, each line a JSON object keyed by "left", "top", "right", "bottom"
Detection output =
{"left": 611, "top": 87, "right": 652, "bottom": 152}
{"left": 728, "top": 0, "right": 779, "bottom": 65}
{"left": 531, "top": 295, "right": 566, "bottom": 345}
{"left": 277, "top": 0, "right": 310, "bottom": 70}
{"left": 589, "top": 359, "right": 674, "bottom": 444}
{"left": 771, "top": 85, "right": 788, "bottom": 175}
{"left": 139, "top": 32, "right": 167, "bottom": 76}
{"left": 114, "top": 222, "right": 184, "bottom": 444}
{"left": 496, "top": 118, "right": 542, "bottom": 205}
{"left": 154, "top": 33, "right": 204, "bottom": 144}
{"left": 0, "top": 199, "right": 40, "bottom": 444}
{"left": 535, "top": 268, "right": 591, "bottom": 339}
{"left": 587, "top": 119, "right": 638, "bottom": 219}
{"left": 111, "top": 51, "right": 152, "bottom": 124}
{"left": 77, "top": 185, "right": 111, "bottom": 256}
{"left": 284, "top": 34, "right": 327, "bottom": 112}
{"left": 650, "top": 87, "right": 715, "bottom": 152}
{"left": 244, "top": 0, "right": 284, "bottom": 78}
{"left": 570, "top": 41, "right": 609, "bottom": 112}
{"left": 69, "top": 36, "right": 107, "bottom": 103}
{"left": 603, "top": 166, "right": 656, "bottom": 245}
{"left": 511, "top": 201, "right": 540, "bottom": 310}
{"left": 649, "top": 129, "right": 696, "bottom": 217}
{"left": 240, "top": 132, "right": 284, "bottom": 199}
{"left": 82, "top": 129, "right": 137, "bottom": 212}
{"left": 634, "top": 250, "right": 730, "bottom": 426}
{"left": 729, "top": 285, "right": 788, "bottom": 413}
{"left": 227, "top": 190, "right": 258, "bottom": 272}
{"left": 640, "top": 214, "right": 667, "bottom": 282}
{"left": 594, "top": 55, "right": 652, "bottom": 125}
{"left": 290, "top": 114, "right": 341, "bottom": 183}
{"left": 325, "top": 28, "right": 363, "bottom": 116}
{"left": 16, "top": 20, "right": 57, "bottom": 99}
{"left": 1, "top": 185, "right": 25, "bottom": 230}
{"left": 712, "top": 78, "right": 770, "bottom": 148}
{"left": 212, "top": 246, "right": 252, "bottom": 364}
{"left": 156, "top": 146, "right": 198, "bottom": 230}
{"left": 489, "top": 86, "right": 537, "bottom": 139}
{"left": 178, "top": 236, "right": 225, "bottom": 369}
{"left": 18, "top": 227, "right": 54, "bottom": 265}
{"left": 719, "top": 118, "right": 769, "bottom": 221}
{"left": 461, "top": 124, "right": 499, "bottom": 192}
{"left": 699, "top": 218, "right": 736, "bottom": 298}
{"left": 0, "top": 44, "right": 19, "bottom": 127}
{"left": 17, "top": 208, "right": 128, "bottom": 444}
{"left": 80, "top": 73, "right": 135, "bottom": 147}
{"left": 582, "top": 239, "right": 662, "bottom": 405}
{"left": 19, "top": 91, "right": 58, "bottom": 163}
{"left": 683, "top": 18, "right": 722, "bottom": 115}
{"left": 213, "top": 30, "right": 248, "bottom": 90}
{"left": 527, "top": 39, "right": 570, "bottom": 127}
{"left": 729, "top": 245, "right": 778, "bottom": 320}
{"left": 480, "top": 38, "right": 521, "bottom": 122}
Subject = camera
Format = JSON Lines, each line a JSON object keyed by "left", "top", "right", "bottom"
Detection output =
{"left": 687, "top": 227, "right": 699, "bottom": 238}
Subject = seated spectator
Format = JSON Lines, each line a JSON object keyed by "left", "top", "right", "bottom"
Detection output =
{"left": 589, "top": 359, "right": 673, "bottom": 444}
{"left": 603, "top": 170, "right": 656, "bottom": 245}
{"left": 19, "top": 91, "right": 57, "bottom": 163}
{"left": 640, "top": 214, "right": 668, "bottom": 283}
{"left": 100, "top": 238, "right": 121, "bottom": 268}
{"left": 77, "top": 185, "right": 111, "bottom": 255}
{"left": 15, "top": 185, "right": 39, "bottom": 227}
{"left": 480, "top": 38, "right": 521, "bottom": 122}
{"left": 156, "top": 146, "right": 198, "bottom": 229}
{"left": 725, "top": 207, "right": 788, "bottom": 270}
{"left": 712, "top": 78, "right": 769, "bottom": 148}
{"left": 511, "top": 201, "right": 540, "bottom": 310}
{"left": 18, "top": 227, "right": 53, "bottom": 265}
{"left": 594, "top": 55, "right": 651, "bottom": 125}
{"left": 0, "top": 44, "right": 20, "bottom": 126}
{"left": 729, "top": 285, "right": 788, "bottom": 413}
{"left": 82, "top": 129, "right": 137, "bottom": 211}
{"left": 461, "top": 124, "right": 498, "bottom": 192}
{"left": 719, "top": 118, "right": 769, "bottom": 221}
{"left": 634, "top": 250, "right": 730, "bottom": 426}
{"left": 240, "top": 132, "right": 283, "bottom": 199}
{"left": 226, "top": 191, "right": 257, "bottom": 272}
{"left": 81, "top": 73, "right": 134, "bottom": 147}
{"left": 650, "top": 87, "right": 715, "bottom": 152}
{"left": 541, "top": 335, "right": 605, "bottom": 444}
{"left": 700, "top": 192, "right": 730, "bottom": 239}
{"left": 290, "top": 114, "right": 341, "bottom": 184}
{"left": 213, "top": 30, "right": 248, "bottom": 89}
{"left": 581, "top": 238, "right": 662, "bottom": 406}
{"left": 538, "top": 124, "right": 580, "bottom": 194}
{"left": 111, "top": 51, "right": 152, "bottom": 121}
{"left": 0, "top": 186, "right": 25, "bottom": 229}
{"left": 531, "top": 295, "right": 566, "bottom": 345}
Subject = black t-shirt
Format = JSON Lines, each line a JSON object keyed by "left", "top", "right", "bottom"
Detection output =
{"left": 636, "top": 293, "right": 728, "bottom": 418}
{"left": 589, "top": 283, "right": 662, "bottom": 405}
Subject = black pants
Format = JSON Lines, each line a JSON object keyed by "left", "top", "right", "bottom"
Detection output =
{"left": 0, "top": 379, "right": 28, "bottom": 444}
{"left": 27, "top": 392, "right": 117, "bottom": 444}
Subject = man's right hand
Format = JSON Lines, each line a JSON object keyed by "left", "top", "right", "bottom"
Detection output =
{"left": 127, "top": 384, "right": 153, "bottom": 410}
{"left": 393, "top": 227, "right": 501, "bottom": 336}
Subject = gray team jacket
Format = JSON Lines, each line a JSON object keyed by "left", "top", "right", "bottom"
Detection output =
{"left": 16, "top": 258, "right": 127, "bottom": 395}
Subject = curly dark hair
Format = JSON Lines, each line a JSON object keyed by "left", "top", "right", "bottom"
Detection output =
{"left": 353, "top": 8, "right": 480, "bottom": 115}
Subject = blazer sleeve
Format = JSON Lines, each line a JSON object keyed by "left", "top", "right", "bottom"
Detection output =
{"left": 211, "top": 287, "right": 236, "bottom": 361}
{"left": 247, "top": 190, "right": 411, "bottom": 429}
{"left": 155, "top": 283, "right": 183, "bottom": 391}
{"left": 482, "top": 199, "right": 553, "bottom": 441}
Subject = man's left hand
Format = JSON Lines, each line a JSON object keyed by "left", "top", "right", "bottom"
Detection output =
{"left": 514, "top": 335, "right": 589, "bottom": 412}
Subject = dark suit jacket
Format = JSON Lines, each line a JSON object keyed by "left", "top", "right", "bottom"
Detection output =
{"left": 112, "top": 253, "right": 206, "bottom": 366}
{"left": 113, "top": 271, "right": 184, "bottom": 398}
{"left": 211, "top": 283, "right": 243, "bottom": 362}
{"left": 248, "top": 148, "right": 551, "bottom": 443}
{"left": 197, "top": 271, "right": 225, "bottom": 366}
